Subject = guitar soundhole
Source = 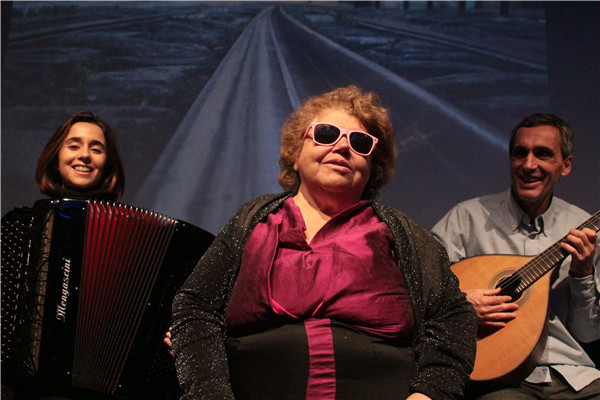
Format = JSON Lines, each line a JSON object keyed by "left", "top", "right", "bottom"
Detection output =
{"left": 490, "top": 270, "right": 531, "bottom": 306}
{"left": 497, "top": 275, "right": 521, "bottom": 302}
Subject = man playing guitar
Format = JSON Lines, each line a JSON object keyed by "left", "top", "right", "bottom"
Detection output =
{"left": 432, "top": 113, "right": 600, "bottom": 400}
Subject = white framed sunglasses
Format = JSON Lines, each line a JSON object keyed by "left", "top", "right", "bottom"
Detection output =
{"left": 304, "top": 122, "right": 379, "bottom": 156}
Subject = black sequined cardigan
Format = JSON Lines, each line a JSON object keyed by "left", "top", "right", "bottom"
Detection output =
{"left": 172, "top": 192, "right": 477, "bottom": 399}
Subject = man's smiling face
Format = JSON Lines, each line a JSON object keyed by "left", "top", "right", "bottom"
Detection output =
{"left": 509, "top": 125, "right": 572, "bottom": 217}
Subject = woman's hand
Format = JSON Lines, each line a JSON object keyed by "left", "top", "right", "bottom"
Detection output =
{"left": 164, "top": 327, "right": 173, "bottom": 356}
{"left": 406, "top": 393, "right": 432, "bottom": 400}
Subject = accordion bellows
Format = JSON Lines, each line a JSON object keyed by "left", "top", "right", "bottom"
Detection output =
{"left": 1, "top": 199, "right": 214, "bottom": 398}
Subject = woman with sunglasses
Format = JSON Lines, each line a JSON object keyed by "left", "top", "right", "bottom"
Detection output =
{"left": 171, "top": 86, "right": 476, "bottom": 400}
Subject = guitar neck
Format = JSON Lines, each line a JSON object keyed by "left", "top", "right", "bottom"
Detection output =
{"left": 515, "top": 210, "right": 600, "bottom": 294}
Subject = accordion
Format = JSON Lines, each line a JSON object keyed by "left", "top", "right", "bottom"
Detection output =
{"left": 1, "top": 199, "right": 214, "bottom": 399}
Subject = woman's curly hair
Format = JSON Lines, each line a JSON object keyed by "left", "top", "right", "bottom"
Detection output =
{"left": 278, "top": 85, "right": 396, "bottom": 200}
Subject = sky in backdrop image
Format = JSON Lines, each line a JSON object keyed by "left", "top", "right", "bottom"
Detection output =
{"left": 2, "top": 1, "right": 598, "bottom": 234}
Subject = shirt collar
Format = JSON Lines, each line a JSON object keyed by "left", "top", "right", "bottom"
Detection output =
{"left": 518, "top": 214, "right": 545, "bottom": 236}
{"left": 504, "top": 188, "right": 550, "bottom": 237}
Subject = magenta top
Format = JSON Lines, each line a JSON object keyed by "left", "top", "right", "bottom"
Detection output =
{"left": 226, "top": 198, "right": 414, "bottom": 398}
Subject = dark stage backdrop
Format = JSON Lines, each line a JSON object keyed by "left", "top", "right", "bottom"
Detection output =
{"left": 2, "top": 1, "right": 599, "bottom": 235}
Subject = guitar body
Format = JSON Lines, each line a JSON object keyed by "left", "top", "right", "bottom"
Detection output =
{"left": 451, "top": 254, "right": 551, "bottom": 384}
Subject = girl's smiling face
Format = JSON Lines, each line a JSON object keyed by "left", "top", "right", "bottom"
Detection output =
{"left": 57, "top": 122, "right": 107, "bottom": 191}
